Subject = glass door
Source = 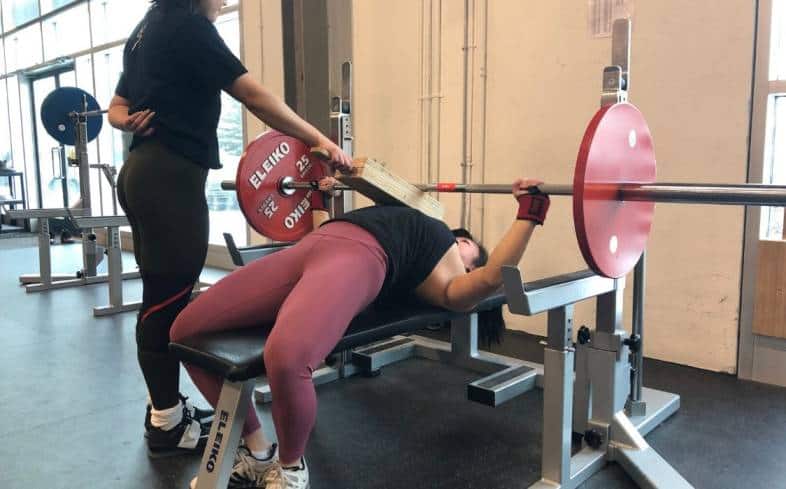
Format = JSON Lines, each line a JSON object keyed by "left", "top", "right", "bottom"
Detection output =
{"left": 30, "top": 69, "right": 78, "bottom": 209}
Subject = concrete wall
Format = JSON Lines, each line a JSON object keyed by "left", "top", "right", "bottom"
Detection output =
{"left": 351, "top": 0, "right": 755, "bottom": 373}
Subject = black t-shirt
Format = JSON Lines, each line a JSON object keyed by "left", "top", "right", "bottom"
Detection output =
{"left": 328, "top": 206, "right": 457, "bottom": 303}
{"left": 115, "top": 6, "right": 247, "bottom": 169}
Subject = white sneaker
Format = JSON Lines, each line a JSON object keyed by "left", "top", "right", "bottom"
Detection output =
{"left": 189, "top": 444, "right": 279, "bottom": 489}
{"left": 264, "top": 457, "right": 309, "bottom": 489}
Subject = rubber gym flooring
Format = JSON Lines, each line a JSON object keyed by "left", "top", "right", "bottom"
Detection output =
{"left": 2, "top": 235, "right": 786, "bottom": 489}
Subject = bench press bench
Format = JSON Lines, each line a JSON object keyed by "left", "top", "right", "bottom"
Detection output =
{"left": 171, "top": 273, "right": 547, "bottom": 489}
{"left": 171, "top": 237, "right": 690, "bottom": 489}
{"left": 171, "top": 297, "right": 532, "bottom": 489}
{"left": 169, "top": 270, "right": 606, "bottom": 489}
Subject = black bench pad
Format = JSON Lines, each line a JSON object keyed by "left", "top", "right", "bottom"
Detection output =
{"left": 170, "top": 293, "right": 506, "bottom": 382}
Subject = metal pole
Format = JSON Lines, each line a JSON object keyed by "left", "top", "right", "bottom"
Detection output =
{"left": 632, "top": 253, "right": 644, "bottom": 401}
{"left": 75, "top": 113, "right": 91, "bottom": 213}
{"left": 76, "top": 97, "right": 96, "bottom": 278}
{"left": 626, "top": 252, "right": 646, "bottom": 417}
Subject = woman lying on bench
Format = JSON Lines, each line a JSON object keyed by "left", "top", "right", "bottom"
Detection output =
{"left": 171, "top": 178, "right": 549, "bottom": 489}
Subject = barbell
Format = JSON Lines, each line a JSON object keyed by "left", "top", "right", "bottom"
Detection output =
{"left": 238, "top": 176, "right": 786, "bottom": 205}
{"left": 223, "top": 102, "right": 786, "bottom": 278}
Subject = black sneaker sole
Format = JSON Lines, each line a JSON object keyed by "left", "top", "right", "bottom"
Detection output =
{"left": 147, "top": 435, "right": 208, "bottom": 459}
{"left": 196, "top": 412, "right": 215, "bottom": 425}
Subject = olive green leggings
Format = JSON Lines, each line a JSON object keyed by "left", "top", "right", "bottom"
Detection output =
{"left": 117, "top": 139, "right": 209, "bottom": 409}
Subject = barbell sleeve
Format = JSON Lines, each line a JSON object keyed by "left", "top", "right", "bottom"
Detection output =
{"left": 618, "top": 184, "right": 786, "bottom": 206}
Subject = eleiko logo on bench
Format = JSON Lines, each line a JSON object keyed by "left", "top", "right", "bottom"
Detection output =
{"left": 205, "top": 410, "right": 230, "bottom": 473}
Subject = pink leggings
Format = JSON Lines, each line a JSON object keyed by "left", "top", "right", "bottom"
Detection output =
{"left": 170, "top": 222, "right": 387, "bottom": 462}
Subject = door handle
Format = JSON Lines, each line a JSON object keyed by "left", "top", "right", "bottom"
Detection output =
{"left": 51, "top": 147, "right": 63, "bottom": 180}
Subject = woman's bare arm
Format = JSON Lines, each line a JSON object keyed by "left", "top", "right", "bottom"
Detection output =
{"left": 417, "top": 178, "right": 547, "bottom": 312}
{"left": 417, "top": 220, "right": 537, "bottom": 312}
{"left": 226, "top": 74, "right": 352, "bottom": 171}
{"left": 108, "top": 95, "right": 155, "bottom": 136}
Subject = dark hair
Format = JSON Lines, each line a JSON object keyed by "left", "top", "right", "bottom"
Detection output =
{"left": 451, "top": 228, "right": 489, "bottom": 269}
{"left": 149, "top": 0, "right": 196, "bottom": 10}
{"left": 449, "top": 228, "right": 504, "bottom": 345}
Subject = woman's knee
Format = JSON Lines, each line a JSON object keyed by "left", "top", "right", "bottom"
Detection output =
{"left": 168, "top": 313, "right": 189, "bottom": 343}
{"left": 264, "top": 338, "right": 315, "bottom": 382}
{"left": 136, "top": 315, "right": 172, "bottom": 351}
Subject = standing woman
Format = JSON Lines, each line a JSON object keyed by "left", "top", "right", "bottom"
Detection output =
{"left": 108, "top": 0, "right": 352, "bottom": 458}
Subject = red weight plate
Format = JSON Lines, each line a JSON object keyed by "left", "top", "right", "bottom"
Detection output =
{"left": 236, "top": 130, "right": 326, "bottom": 241}
{"left": 573, "top": 103, "right": 656, "bottom": 278}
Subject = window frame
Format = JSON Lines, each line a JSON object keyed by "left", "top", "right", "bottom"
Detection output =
{"left": 739, "top": 0, "right": 783, "bottom": 379}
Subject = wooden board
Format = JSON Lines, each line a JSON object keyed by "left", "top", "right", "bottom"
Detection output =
{"left": 753, "top": 239, "right": 786, "bottom": 339}
{"left": 338, "top": 158, "right": 444, "bottom": 220}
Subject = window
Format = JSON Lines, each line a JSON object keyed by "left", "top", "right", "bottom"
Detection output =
{"left": 5, "top": 23, "right": 42, "bottom": 72}
{"left": 40, "top": 0, "right": 79, "bottom": 15}
{"left": 771, "top": 0, "right": 786, "bottom": 80}
{"left": 18, "top": 77, "right": 37, "bottom": 206}
{"left": 4, "top": 76, "right": 32, "bottom": 206}
{"left": 0, "top": 79, "right": 10, "bottom": 167}
{"left": 41, "top": 2, "right": 91, "bottom": 61}
{"left": 91, "top": 44, "right": 123, "bottom": 214}
{"left": 209, "top": 10, "right": 246, "bottom": 246}
{"left": 760, "top": 0, "right": 786, "bottom": 239}
{"left": 89, "top": 0, "right": 148, "bottom": 47}
{"left": 5, "top": 76, "right": 21, "bottom": 166}
{"left": 761, "top": 96, "right": 786, "bottom": 237}
{"left": 1, "top": 0, "right": 39, "bottom": 32}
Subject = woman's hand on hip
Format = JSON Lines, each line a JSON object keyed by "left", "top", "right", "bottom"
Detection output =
{"left": 121, "top": 109, "right": 156, "bottom": 136}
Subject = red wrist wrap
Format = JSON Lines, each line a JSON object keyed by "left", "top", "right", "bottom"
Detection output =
{"left": 516, "top": 192, "right": 550, "bottom": 225}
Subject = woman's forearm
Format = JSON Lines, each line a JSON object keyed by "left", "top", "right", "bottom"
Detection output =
{"left": 108, "top": 105, "right": 129, "bottom": 131}
{"left": 444, "top": 219, "right": 537, "bottom": 311}
{"left": 242, "top": 85, "right": 326, "bottom": 147}
{"left": 480, "top": 220, "right": 536, "bottom": 288}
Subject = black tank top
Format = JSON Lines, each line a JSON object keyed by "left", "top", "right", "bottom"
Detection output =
{"left": 327, "top": 206, "right": 456, "bottom": 302}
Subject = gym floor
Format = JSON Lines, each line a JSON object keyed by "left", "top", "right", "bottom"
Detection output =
{"left": 2, "top": 236, "right": 786, "bottom": 489}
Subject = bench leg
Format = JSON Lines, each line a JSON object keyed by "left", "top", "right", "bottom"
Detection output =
{"left": 194, "top": 379, "right": 255, "bottom": 489}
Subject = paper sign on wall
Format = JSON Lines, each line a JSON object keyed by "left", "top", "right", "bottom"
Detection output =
{"left": 588, "top": 0, "right": 633, "bottom": 38}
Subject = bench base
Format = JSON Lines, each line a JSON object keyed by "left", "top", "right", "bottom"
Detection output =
{"left": 255, "top": 314, "right": 544, "bottom": 407}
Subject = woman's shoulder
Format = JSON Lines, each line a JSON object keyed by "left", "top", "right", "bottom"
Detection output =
{"left": 179, "top": 12, "right": 215, "bottom": 32}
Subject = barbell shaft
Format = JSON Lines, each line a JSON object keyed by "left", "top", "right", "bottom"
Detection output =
{"left": 219, "top": 179, "right": 786, "bottom": 207}
{"left": 415, "top": 183, "right": 786, "bottom": 205}
{"left": 70, "top": 109, "right": 109, "bottom": 118}
{"left": 415, "top": 183, "right": 574, "bottom": 195}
